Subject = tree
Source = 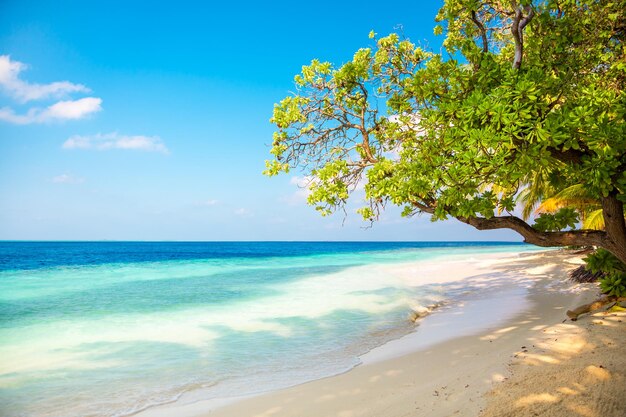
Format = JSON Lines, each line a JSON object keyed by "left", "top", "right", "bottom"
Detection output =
{"left": 265, "top": 0, "right": 626, "bottom": 264}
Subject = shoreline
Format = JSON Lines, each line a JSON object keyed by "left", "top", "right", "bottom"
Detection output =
{"left": 137, "top": 250, "right": 599, "bottom": 417}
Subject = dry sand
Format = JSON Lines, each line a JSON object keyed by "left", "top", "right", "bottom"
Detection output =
{"left": 481, "top": 309, "right": 626, "bottom": 417}
{"left": 139, "top": 251, "right": 625, "bottom": 417}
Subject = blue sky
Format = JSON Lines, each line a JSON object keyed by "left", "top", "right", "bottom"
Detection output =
{"left": 0, "top": 0, "right": 520, "bottom": 241}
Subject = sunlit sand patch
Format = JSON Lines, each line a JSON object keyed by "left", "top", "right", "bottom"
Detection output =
{"left": 385, "top": 369, "right": 402, "bottom": 377}
{"left": 495, "top": 326, "right": 518, "bottom": 334}
{"left": 389, "top": 252, "right": 518, "bottom": 285}
{"left": 533, "top": 326, "right": 588, "bottom": 356}
{"left": 584, "top": 365, "right": 611, "bottom": 381}
{"left": 482, "top": 299, "right": 626, "bottom": 417}
{"left": 591, "top": 317, "right": 619, "bottom": 327}
{"left": 601, "top": 313, "right": 626, "bottom": 323}
{"left": 491, "top": 373, "right": 506, "bottom": 382}
{"left": 515, "top": 392, "right": 560, "bottom": 407}
{"left": 556, "top": 386, "right": 579, "bottom": 396}
{"left": 566, "top": 403, "right": 597, "bottom": 417}
{"left": 564, "top": 257, "right": 586, "bottom": 265}
{"left": 479, "top": 325, "right": 518, "bottom": 341}
{"left": 525, "top": 264, "right": 558, "bottom": 275}
{"left": 520, "top": 353, "right": 561, "bottom": 366}
{"left": 315, "top": 394, "right": 336, "bottom": 402}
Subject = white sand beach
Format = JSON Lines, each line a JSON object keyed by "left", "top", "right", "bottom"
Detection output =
{"left": 136, "top": 250, "right": 625, "bottom": 417}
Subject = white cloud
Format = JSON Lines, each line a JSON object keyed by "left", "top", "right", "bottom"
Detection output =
{"left": 192, "top": 199, "right": 220, "bottom": 209}
{"left": 45, "top": 97, "right": 102, "bottom": 120}
{"left": 0, "top": 55, "right": 90, "bottom": 102}
{"left": 282, "top": 173, "right": 367, "bottom": 208}
{"left": 50, "top": 174, "right": 85, "bottom": 184}
{"left": 62, "top": 132, "right": 169, "bottom": 154}
{"left": 0, "top": 107, "right": 34, "bottom": 124}
{"left": 290, "top": 175, "right": 314, "bottom": 188}
{"left": 283, "top": 175, "right": 315, "bottom": 205}
{"left": 0, "top": 56, "right": 102, "bottom": 125}
{"left": 234, "top": 208, "right": 253, "bottom": 217}
{"left": 0, "top": 97, "right": 102, "bottom": 124}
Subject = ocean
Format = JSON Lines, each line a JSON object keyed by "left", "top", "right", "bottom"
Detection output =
{"left": 0, "top": 241, "right": 538, "bottom": 417}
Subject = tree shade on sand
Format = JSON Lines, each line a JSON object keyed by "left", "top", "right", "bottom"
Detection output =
{"left": 265, "top": 0, "right": 626, "bottom": 267}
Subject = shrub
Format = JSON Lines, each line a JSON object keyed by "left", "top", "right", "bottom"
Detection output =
{"left": 584, "top": 249, "right": 626, "bottom": 298}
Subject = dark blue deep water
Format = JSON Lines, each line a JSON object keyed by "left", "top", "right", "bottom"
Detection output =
{"left": 0, "top": 240, "right": 526, "bottom": 271}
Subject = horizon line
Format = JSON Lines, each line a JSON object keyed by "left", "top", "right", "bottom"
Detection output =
{"left": 0, "top": 239, "right": 528, "bottom": 243}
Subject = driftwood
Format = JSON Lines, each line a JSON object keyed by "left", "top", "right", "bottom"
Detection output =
{"left": 566, "top": 296, "right": 626, "bottom": 321}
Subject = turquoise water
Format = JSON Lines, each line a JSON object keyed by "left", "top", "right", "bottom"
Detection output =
{"left": 0, "top": 242, "right": 537, "bottom": 417}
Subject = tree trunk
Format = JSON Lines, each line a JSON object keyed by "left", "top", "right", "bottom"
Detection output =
{"left": 602, "top": 193, "right": 626, "bottom": 264}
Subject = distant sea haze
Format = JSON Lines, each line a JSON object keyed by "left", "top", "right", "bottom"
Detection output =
{"left": 0, "top": 241, "right": 538, "bottom": 417}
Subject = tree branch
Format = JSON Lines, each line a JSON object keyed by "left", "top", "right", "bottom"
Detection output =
{"left": 471, "top": 10, "right": 489, "bottom": 53}
{"left": 511, "top": 4, "right": 535, "bottom": 69}
{"left": 457, "top": 214, "right": 607, "bottom": 248}
{"left": 410, "top": 201, "right": 608, "bottom": 249}
{"left": 518, "top": 5, "right": 535, "bottom": 30}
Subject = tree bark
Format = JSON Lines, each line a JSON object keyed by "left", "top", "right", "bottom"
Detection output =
{"left": 411, "top": 201, "right": 625, "bottom": 264}
{"left": 511, "top": 5, "right": 535, "bottom": 69}
{"left": 602, "top": 193, "right": 626, "bottom": 263}
{"left": 457, "top": 213, "right": 626, "bottom": 264}
{"left": 457, "top": 214, "right": 609, "bottom": 248}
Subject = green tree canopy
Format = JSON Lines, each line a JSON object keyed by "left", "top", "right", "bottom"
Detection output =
{"left": 266, "top": 0, "right": 626, "bottom": 264}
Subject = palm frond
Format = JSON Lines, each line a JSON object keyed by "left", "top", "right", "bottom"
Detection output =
{"left": 535, "top": 184, "right": 598, "bottom": 214}
{"left": 517, "top": 168, "right": 557, "bottom": 220}
{"left": 583, "top": 209, "right": 605, "bottom": 230}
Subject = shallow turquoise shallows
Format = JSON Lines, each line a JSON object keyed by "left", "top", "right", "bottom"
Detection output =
{"left": 0, "top": 241, "right": 539, "bottom": 417}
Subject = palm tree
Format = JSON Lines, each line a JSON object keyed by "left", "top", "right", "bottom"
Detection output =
{"left": 534, "top": 184, "right": 604, "bottom": 230}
